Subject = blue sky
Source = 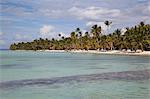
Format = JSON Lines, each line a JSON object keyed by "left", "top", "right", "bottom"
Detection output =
{"left": 0, "top": 0, "right": 150, "bottom": 49}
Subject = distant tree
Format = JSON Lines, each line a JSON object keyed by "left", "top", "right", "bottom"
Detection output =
{"left": 9, "top": 22, "right": 150, "bottom": 51}
{"left": 104, "top": 20, "right": 112, "bottom": 34}
{"left": 58, "top": 34, "right": 61, "bottom": 37}
{"left": 140, "top": 21, "right": 145, "bottom": 27}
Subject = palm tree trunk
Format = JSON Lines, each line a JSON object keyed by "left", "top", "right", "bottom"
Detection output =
{"left": 140, "top": 43, "right": 144, "bottom": 52}
{"left": 111, "top": 42, "right": 113, "bottom": 50}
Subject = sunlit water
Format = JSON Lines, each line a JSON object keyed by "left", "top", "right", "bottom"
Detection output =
{"left": 0, "top": 50, "right": 150, "bottom": 99}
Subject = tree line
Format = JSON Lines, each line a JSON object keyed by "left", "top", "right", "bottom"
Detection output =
{"left": 10, "top": 21, "right": 150, "bottom": 51}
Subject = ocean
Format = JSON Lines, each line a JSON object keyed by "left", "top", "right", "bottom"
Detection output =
{"left": 0, "top": 50, "right": 150, "bottom": 99}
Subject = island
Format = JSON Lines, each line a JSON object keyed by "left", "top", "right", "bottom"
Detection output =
{"left": 9, "top": 21, "right": 150, "bottom": 55}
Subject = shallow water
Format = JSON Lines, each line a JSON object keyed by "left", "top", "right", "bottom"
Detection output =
{"left": 0, "top": 50, "right": 150, "bottom": 99}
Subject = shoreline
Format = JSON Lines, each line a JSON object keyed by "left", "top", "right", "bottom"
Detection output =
{"left": 8, "top": 49, "right": 150, "bottom": 56}
{"left": 38, "top": 50, "right": 150, "bottom": 56}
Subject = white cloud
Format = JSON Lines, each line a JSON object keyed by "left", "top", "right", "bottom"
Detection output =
{"left": 148, "top": 4, "right": 150, "bottom": 11}
{"left": 68, "top": 6, "right": 121, "bottom": 20}
{"left": 0, "top": 31, "right": 3, "bottom": 39}
{"left": 38, "top": 9, "right": 64, "bottom": 18}
{"left": 86, "top": 21, "right": 108, "bottom": 34}
{"left": 59, "top": 32, "right": 70, "bottom": 37}
{"left": 81, "top": 29, "right": 87, "bottom": 35}
{"left": 15, "top": 34, "right": 31, "bottom": 40}
{"left": 40, "top": 25, "right": 54, "bottom": 34}
{"left": 1, "top": 6, "right": 33, "bottom": 17}
{"left": 0, "top": 40, "right": 5, "bottom": 45}
{"left": 0, "top": 32, "right": 3, "bottom": 36}
{"left": 121, "top": 28, "right": 127, "bottom": 35}
{"left": 145, "top": 3, "right": 150, "bottom": 14}
{"left": 16, "top": 34, "right": 22, "bottom": 39}
{"left": 124, "top": 2, "right": 150, "bottom": 18}
{"left": 39, "top": 25, "right": 56, "bottom": 38}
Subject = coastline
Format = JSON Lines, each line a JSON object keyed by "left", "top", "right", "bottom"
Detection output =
{"left": 35, "top": 50, "right": 150, "bottom": 56}
{"left": 9, "top": 49, "right": 150, "bottom": 56}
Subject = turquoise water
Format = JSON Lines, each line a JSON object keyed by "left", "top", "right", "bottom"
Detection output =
{"left": 0, "top": 50, "right": 150, "bottom": 99}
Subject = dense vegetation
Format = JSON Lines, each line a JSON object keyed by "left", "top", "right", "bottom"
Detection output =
{"left": 10, "top": 21, "right": 150, "bottom": 51}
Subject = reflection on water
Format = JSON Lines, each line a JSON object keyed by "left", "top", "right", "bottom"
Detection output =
{"left": 0, "top": 50, "right": 150, "bottom": 99}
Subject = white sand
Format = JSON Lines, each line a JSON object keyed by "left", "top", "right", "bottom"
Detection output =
{"left": 16, "top": 49, "right": 150, "bottom": 56}
{"left": 69, "top": 50, "right": 150, "bottom": 56}
{"left": 43, "top": 50, "right": 150, "bottom": 56}
{"left": 44, "top": 50, "right": 66, "bottom": 52}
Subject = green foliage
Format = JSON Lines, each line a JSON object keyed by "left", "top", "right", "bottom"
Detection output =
{"left": 10, "top": 22, "right": 150, "bottom": 51}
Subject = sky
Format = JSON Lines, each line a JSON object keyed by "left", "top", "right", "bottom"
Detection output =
{"left": 0, "top": 0, "right": 150, "bottom": 49}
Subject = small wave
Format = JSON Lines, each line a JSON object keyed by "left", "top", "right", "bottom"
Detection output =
{"left": 0, "top": 69, "right": 150, "bottom": 89}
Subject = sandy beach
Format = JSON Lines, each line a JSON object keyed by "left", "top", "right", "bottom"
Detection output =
{"left": 40, "top": 50, "right": 150, "bottom": 56}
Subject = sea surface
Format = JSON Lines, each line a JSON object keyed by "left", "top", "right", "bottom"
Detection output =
{"left": 0, "top": 50, "right": 150, "bottom": 99}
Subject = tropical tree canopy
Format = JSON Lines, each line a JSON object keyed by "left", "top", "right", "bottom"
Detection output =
{"left": 10, "top": 22, "right": 150, "bottom": 51}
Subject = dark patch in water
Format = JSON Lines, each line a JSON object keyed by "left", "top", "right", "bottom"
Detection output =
{"left": 0, "top": 64, "right": 31, "bottom": 69}
{"left": 0, "top": 64, "right": 19, "bottom": 68}
{"left": 17, "top": 59, "right": 29, "bottom": 62}
{"left": 87, "top": 67, "right": 106, "bottom": 70}
{"left": 0, "top": 69, "right": 150, "bottom": 90}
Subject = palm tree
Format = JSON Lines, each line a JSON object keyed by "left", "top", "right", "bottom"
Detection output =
{"left": 9, "top": 22, "right": 150, "bottom": 51}
{"left": 107, "top": 34, "right": 114, "bottom": 50}
{"left": 79, "top": 32, "right": 82, "bottom": 37}
{"left": 104, "top": 20, "right": 112, "bottom": 34}
{"left": 105, "top": 20, "right": 112, "bottom": 27}
{"left": 70, "top": 32, "right": 76, "bottom": 39}
{"left": 76, "top": 28, "right": 80, "bottom": 32}
{"left": 91, "top": 25, "right": 102, "bottom": 37}
{"left": 85, "top": 32, "right": 90, "bottom": 38}
{"left": 62, "top": 36, "right": 65, "bottom": 40}
{"left": 140, "top": 21, "right": 145, "bottom": 27}
{"left": 58, "top": 33, "right": 61, "bottom": 37}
